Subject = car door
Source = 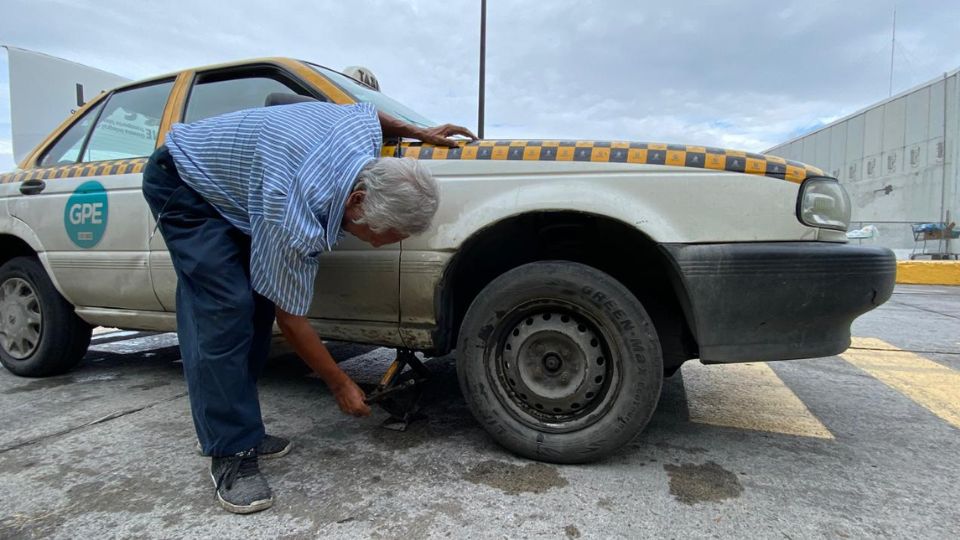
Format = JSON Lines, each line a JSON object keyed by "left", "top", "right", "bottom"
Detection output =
{"left": 149, "top": 66, "right": 401, "bottom": 328}
{"left": 10, "top": 79, "right": 174, "bottom": 311}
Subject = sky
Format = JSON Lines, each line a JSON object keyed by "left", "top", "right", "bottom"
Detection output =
{"left": 1, "top": 0, "right": 959, "bottom": 172}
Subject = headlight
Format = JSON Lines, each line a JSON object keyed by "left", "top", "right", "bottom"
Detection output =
{"left": 797, "top": 178, "right": 851, "bottom": 231}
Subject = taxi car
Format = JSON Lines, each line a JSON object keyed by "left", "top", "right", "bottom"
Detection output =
{"left": 0, "top": 58, "right": 897, "bottom": 463}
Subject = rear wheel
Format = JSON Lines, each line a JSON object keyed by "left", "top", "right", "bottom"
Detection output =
{"left": 0, "top": 256, "right": 91, "bottom": 377}
{"left": 457, "top": 261, "right": 663, "bottom": 464}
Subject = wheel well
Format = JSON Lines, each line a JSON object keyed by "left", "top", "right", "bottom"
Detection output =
{"left": 0, "top": 235, "right": 37, "bottom": 268}
{"left": 436, "top": 212, "right": 698, "bottom": 371}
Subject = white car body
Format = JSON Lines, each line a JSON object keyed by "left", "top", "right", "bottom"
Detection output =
{"left": 0, "top": 57, "right": 896, "bottom": 462}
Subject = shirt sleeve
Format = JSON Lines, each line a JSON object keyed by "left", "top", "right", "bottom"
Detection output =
{"left": 249, "top": 215, "right": 321, "bottom": 316}
{"left": 351, "top": 102, "right": 383, "bottom": 156}
{"left": 248, "top": 102, "right": 381, "bottom": 314}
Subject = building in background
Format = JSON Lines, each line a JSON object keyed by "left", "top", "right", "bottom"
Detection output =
{"left": 765, "top": 69, "right": 958, "bottom": 260}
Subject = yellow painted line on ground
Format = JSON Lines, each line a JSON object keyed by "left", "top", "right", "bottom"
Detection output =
{"left": 843, "top": 337, "right": 960, "bottom": 429}
{"left": 896, "top": 260, "right": 960, "bottom": 285}
{"left": 682, "top": 361, "right": 834, "bottom": 439}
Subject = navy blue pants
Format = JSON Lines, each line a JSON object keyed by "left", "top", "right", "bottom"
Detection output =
{"left": 142, "top": 146, "right": 273, "bottom": 457}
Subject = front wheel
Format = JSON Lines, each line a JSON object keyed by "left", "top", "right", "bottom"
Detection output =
{"left": 457, "top": 261, "right": 663, "bottom": 464}
{"left": 0, "top": 256, "right": 91, "bottom": 377}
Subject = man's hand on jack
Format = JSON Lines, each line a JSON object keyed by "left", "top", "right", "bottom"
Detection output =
{"left": 275, "top": 307, "right": 372, "bottom": 418}
{"left": 330, "top": 376, "right": 372, "bottom": 417}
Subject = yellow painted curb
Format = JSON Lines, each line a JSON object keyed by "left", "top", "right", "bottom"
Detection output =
{"left": 896, "top": 260, "right": 960, "bottom": 285}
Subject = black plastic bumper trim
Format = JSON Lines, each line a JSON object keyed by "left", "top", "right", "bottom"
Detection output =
{"left": 662, "top": 242, "right": 896, "bottom": 362}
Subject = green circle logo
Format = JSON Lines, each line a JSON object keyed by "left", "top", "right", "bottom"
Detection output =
{"left": 64, "top": 180, "right": 109, "bottom": 249}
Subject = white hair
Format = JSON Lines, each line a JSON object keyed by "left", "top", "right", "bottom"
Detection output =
{"left": 353, "top": 158, "right": 439, "bottom": 235}
{"left": 342, "top": 66, "right": 381, "bottom": 91}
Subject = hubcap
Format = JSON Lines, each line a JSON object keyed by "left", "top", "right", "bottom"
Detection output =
{"left": 494, "top": 307, "right": 616, "bottom": 431}
{"left": 0, "top": 278, "right": 42, "bottom": 359}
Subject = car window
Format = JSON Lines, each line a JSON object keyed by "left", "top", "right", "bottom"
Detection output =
{"left": 308, "top": 64, "right": 436, "bottom": 128}
{"left": 38, "top": 100, "right": 106, "bottom": 167}
{"left": 82, "top": 80, "right": 174, "bottom": 162}
{"left": 184, "top": 76, "right": 313, "bottom": 123}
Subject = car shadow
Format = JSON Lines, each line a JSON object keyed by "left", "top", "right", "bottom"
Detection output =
{"left": 55, "top": 338, "right": 691, "bottom": 463}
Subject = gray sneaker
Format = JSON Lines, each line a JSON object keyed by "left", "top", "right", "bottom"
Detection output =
{"left": 197, "top": 435, "right": 292, "bottom": 459}
{"left": 210, "top": 449, "right": 273, "bottom": 514}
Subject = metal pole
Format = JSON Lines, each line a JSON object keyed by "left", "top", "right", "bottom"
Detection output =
{"left": 941, "top": 72, "right": 948, "bottom": 224}
{"left": 941, "top": 72, "right": 950, "bottom": 255}
{"left": 888, "top": 7, "right": 896, "bottom": 97}
{"left": 478, "top": 0, "right": 486, "bottom": 139}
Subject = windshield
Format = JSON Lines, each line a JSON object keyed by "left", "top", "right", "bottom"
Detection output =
{"left": 308, "top": 63, "right": 436, "bottom": 128}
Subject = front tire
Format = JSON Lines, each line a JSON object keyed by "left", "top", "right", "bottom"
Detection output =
{"left": 0, "top": 256, "right": 91, "bottom": 377}
{"left": 457, "top": 261, "right": 663, "bottom": 464}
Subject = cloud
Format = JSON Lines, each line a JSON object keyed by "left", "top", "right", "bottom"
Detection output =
{"left": 0, "top": 74, "right": 10, "bottom": 171}
{"left": 0, "top": 139, "right": 13, "bottom": 172}
{"left": 0, "top": 0, "right": 958, "bottom": 161}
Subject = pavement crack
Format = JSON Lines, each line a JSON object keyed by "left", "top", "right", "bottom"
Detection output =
{"left": 0, "top": 392, "right": 187, "bottom": 455}
{"left": 886, "top": 300, "right": 960, "bottom": 322}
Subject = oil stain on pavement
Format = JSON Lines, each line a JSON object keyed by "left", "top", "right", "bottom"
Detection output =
{"left": 663, "top": 461, "right": 743, "bottom": 504}
{"left": 463, "top": 460, "right": 568, "bottom": 494}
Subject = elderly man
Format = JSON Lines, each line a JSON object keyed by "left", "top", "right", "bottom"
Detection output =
{"left": 142, "top": 100, "right": 475, "bottom": 514}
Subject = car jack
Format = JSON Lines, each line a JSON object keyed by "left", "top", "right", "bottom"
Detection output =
{"left": 364, "top": 349, "right": 430, "bottom": 431}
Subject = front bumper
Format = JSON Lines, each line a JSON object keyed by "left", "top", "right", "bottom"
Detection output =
{"left": 663, "top": 242, "right": 896, "bottom": 362}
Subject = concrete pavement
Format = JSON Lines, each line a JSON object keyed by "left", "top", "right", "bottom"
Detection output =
{"left": 0, "top": 285, "right": 958, "bottom": 539}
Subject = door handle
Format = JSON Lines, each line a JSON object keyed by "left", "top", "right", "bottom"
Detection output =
{"left": 19, "top": 179, "right": 46, "bottom": 195}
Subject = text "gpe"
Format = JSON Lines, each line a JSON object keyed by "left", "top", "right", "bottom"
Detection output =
{"left": 69, "top": 202, "right": 104, "bottom": 225}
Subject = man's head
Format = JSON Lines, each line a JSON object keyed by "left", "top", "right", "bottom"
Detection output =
{"left": 342, "top": 157, "right": 438, "bottom": 247}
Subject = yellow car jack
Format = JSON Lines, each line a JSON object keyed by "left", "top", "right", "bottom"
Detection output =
{"left": 364, "top": 349, "right": 430, "bottom": 431}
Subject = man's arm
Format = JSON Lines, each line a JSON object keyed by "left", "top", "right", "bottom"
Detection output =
{"left": 377, "top": 111, "right": 478, "bottom": 148}
{"left": 275, "top": 307, "right": 371, "bottom": 417}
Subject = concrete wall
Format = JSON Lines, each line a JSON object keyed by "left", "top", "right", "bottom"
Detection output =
{"left": 766, "top": 70, "right": 959, "bottom": 258}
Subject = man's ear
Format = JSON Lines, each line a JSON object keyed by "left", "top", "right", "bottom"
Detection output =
{"left": 344, "top": 190, "right": 366, "bottom": 222}
{"left": 348, "top": 190, "right": 365, "bottom": 206}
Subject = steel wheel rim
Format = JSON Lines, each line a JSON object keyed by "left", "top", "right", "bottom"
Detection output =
{"left": 487, "top": 300, "right": 621, "bottom": 434}
{"left": 0, "top": 277, "right": 42, "bottom": 360}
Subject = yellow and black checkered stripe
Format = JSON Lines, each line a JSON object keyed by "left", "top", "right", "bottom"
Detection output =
{"left": 1, "top": 141, "right": 825, "bottom": 186}
{"left": 383, "top": 140, "right": 825, "bottom": 183}
{"left": 0, "top": 159, "right": 148, "bottom": 185}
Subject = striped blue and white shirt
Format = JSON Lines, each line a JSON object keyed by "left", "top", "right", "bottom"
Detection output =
{"left": 165, "top": 102, "right": 382, "bottom": 316}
